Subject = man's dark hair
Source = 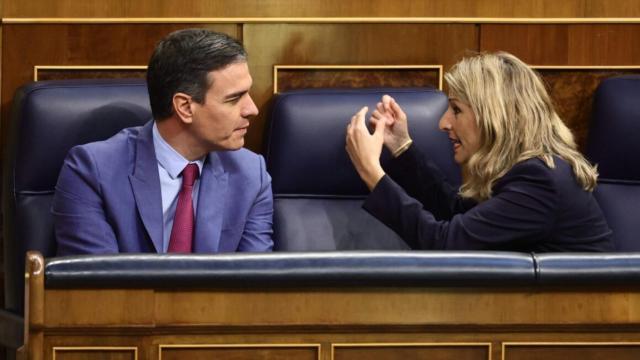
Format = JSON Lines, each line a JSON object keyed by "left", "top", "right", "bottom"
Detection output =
{"left": 147, "top": 29, "right": 247, "bottom": 120}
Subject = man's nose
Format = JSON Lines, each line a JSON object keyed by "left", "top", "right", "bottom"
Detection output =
{"left": 243, "top": 95, "right": 259, "bottom": 117}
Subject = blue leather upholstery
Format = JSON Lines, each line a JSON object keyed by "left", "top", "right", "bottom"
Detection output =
{"left": 41, "top": 251, "right": 640, "bottom": 288}
{"left": 535, "top": 253, "right": 640, "bottom": 285}
{"left": 45, "top": 252, "right": 535, "bottom": 287}
{"left": 586, "top": 76, "right": 640, "bottom": 251}
{"left": 3, "top": 79, "right": 151, "bottom": 314}
{"left": 265, "top": 88, "right": 459, "bottom": 250}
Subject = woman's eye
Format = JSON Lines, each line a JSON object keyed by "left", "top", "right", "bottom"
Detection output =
{"left": 452, "top": 106, "right": 461, "bottom": 115}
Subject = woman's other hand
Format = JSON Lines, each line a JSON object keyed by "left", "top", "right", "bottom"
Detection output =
{"left": 346, "top": 106, "right": 386, "bottom": 191}
{"left": 371, "top": 95, "right": 412, "bottom": 156}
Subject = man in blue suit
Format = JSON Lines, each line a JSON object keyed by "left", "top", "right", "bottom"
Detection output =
{"left": 53, "top": 29, "right": 273, "bottom": 254}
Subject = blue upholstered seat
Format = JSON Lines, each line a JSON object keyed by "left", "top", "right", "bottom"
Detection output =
{"left": 586, "top": 76, "right": 640, "bottom": 251}
{"left": 3, "top": 79, "right": 151, "bottom": 315}
{"left": 265, "top": 88, "right": 459, "bottom": 250}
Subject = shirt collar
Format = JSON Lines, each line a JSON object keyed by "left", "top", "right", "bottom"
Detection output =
{"left": 152, "top": 122, "right": 204, "bottom": 180}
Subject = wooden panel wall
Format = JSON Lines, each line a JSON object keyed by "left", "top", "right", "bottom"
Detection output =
{"left": 5, "top": 0, "right": 640, "bottom": 18}
{"left": 242, "top": 23, "right": 476, "bottom": 150}
{"left": 481, "top": 24, "right": 640, "bottom": 65}
{"left": 274, "top": 67, "right": 442, "bottom": 93}
{"left": 1, "top": 0, "right": 640, "bottom": 309}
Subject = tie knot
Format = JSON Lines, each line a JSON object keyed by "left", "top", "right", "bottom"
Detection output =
{"left": 181, "top": 163, "right": 199, "bottom": 187}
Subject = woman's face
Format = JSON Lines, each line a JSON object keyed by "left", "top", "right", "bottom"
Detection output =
{"left": 439, "top": 98, "right": 481, "bottom": 165}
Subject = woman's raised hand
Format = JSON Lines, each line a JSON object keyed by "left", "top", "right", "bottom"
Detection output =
{"left": 346, "top": 106, "right": 386, "bottom": 190}
{"left": 370, "top": 95, "right": 412, "bottom": 156}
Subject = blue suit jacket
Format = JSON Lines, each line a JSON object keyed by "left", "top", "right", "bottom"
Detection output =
{"left": 53, "top": 121, "right": 273, "bottom": 255}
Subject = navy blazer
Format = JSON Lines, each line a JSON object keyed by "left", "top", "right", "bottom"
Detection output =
{"left": 53, "top": 121, "right": 274, "bottom": 255}
{"left": 363, "top": 145, "right": 614, "bottom": 252}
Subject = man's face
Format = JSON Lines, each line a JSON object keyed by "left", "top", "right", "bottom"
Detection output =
{"left": 189, "top": 61, "right": 258, "bottom": 152}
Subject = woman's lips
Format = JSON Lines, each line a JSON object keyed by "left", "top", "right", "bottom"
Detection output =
{"left": 450, "top": 137, "right": 461, "bottom": 151}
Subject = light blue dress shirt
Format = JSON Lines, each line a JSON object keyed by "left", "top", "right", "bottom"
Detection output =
{"left": 152, "top": 123, "right": 204, "bottom": 252}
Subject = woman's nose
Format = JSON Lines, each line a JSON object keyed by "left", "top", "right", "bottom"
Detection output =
{"left": 439, "top": 108, "right": 453, "bottom": 132}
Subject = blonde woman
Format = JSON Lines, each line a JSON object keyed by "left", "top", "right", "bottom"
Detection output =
{"left": 345, "top": 52, "right": 613, "bottom": 251}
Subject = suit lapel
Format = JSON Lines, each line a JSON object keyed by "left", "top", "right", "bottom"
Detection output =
{"left": 193, "top": 152, "right": 228, "bottom": 253}
{"left": 129, "top": 121, "right": 164, "bottom": 252}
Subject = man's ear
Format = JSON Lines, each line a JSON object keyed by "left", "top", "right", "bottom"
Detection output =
{"left": 173, "top": 92, "right": 194, "bottom": 124}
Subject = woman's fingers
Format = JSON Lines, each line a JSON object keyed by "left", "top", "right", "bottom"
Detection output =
{"left": 382, "top": 95, "right": 393, "bottom": 112}
{"left": 348, "top": 106, "right": 368, "bottom": 137}
{"left": 372, "top": 113, "right": 385, "bottom": 139}
{"left": 390, "top": 97, "right": 406, "bottom": 120}
{"left": 355, "top": 106, "right": 368, "bottom": 125}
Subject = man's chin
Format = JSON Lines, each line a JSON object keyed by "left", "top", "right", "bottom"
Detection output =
{"left": 209, "top": 134, "right": 246, "bottom": 152}
{"left": 234, "top": 137, "right": 245, "bottom": 149}
{"left": 222, "top": 139, "right": 245, "bottom": 151}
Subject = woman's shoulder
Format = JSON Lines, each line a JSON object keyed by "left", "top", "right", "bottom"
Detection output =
{"left": 508, "top": 156, "right": 572, "bottom": 176}
{"left": 502, "top": 157, "right": 553, "bottom": 180}
{"left": 495, "top": 156, "right": 574, "bottom": 192}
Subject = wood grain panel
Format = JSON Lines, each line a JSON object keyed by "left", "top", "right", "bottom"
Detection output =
{"left": 36, "top": 68, "right": 146, "bottom": 81}
{"left": 480, "top": 24, "right": 640, "bottom": 151}
{"left": 32, "top": 331, "right": 640, "bottom": 360}
{"left": 480, "top": 24, "right": 569, "bottom": 64}
{"left": 537, "top": 68, "right": 640, "bottom": 150}
{"left": 45, "top": 336, "right": 151, "bottom": 360}
{"left": 152, "top": 288, "right": 640, "bottom": 326}
{"left": 276, "top": 67, "right": 441, "bottom": 93}
{"left": 159, "top": 346, "right": 318, "bottom": 360}
{"left": 0, "top": 23, "right": 239, "bottom": 146}
{"left": 334, "top": 344, "right": 489, "bottom": 360}
{"left": 5, "top": 0, "right": 640, "bottom": 18}
{"left": 45, "top": 289, "right": 155, "bottom": 326}
{"left": 53, "top": 348, "right": 136, "bottom": 360}
{"left": 585, "top": 0, "right": 640, "bottom": 17}
{"left": 36, "top": 331, "right": 640, "bottom": 360}
{"left": 566, "top": 25, "right": 640, "bottom": 65}
{"left": 503, "top": 343, "right": 640, "bottom": 360}
{"left": 28, "top": 295, "right": 640, "bottom": 360}
{"left": 480, "top": 24, "right": 640, "bottom": 65}
{"left": 244, "top": 23, "right": 477, "bottom": 151}
{"left": 478, "top": 0, "right": 585, "bottom": 18}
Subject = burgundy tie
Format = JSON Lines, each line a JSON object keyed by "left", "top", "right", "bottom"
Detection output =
{"left": 168, "top": 163, "right": 199, "bottom": 253}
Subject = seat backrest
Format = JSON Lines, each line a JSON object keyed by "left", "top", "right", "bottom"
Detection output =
{"left": 265, "top": 88, "right": 459, "bottom": 250}
{"left": 3, "top": 79, "right": 151, "bottom": 313}
{"left": 586, "top": 76, "right": 640, "bottom": 251}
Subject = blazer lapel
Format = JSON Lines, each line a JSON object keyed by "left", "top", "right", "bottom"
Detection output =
{"left": 128, "top": 121, "right": 164, "bottom": 252}
{"left": 193, "top": 152, "right": 228, "bottom": 253}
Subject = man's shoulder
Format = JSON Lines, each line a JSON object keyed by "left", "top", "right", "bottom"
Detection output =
{"left": 68, "top": 125, "right": 144, "bottom": 161}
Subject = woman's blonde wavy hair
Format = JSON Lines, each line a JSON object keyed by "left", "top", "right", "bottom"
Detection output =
{"left": 444, "top": 52, "right": 598, "bottom": 201}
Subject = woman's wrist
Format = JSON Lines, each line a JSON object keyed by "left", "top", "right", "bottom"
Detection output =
{"left": 362, "top": 166, "right": 385, "bottom": 191}
{"left": 392, "top": 138, "right": 413, "bottom": 158}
